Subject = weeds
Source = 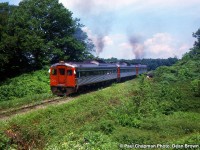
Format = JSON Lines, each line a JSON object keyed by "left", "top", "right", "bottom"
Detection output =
{"left": 0, "top": 55, "right": 200, "bottom": 149}
{"left": 0, "top": 70, "right": 51, "bottom": 111}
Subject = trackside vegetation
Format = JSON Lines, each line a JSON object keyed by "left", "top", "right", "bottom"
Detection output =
{"left": 0, "top": 42, "right": 199, "bottom": 149}
{"left": 0, "top": 79, "right": 199, "bottom": 149}
{"left": 0, "top": 28, "right": 199, "bottom": 149}
{"left": 0, "top": 69, "right": 52, "bottom": 111}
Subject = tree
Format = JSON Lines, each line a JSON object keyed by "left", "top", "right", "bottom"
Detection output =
{"left": 0, "top": 0, "right": 94, "bottom": 79}
{"left": 7, "top": 0, "right": 78, "bottom": 68}
{"left": 193, "top": 28, "right": 200, "bottom": 48}
{"left": 72, "top": 19, "right": 95, "bottom": 61}
{"left": 0, "top": 3, "right": 18, "bottom": 78}
{"left": 182, "top": 28, "right": 200, "bottom": 61}
{"left": 0, "top": 2, "right": 10, "bottom": 68}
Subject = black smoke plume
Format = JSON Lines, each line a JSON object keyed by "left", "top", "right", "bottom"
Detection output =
{"left": 96, "top": 34, "right": 105, "bottom": 56}
{"left": 129, "top": 36, "right": 145, "bottom": 59}
{"left": 71, "top": 0, "right": 113, "bottom": 56}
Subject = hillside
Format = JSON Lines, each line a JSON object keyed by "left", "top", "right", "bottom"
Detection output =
{"left": 0, "top": 35, "right": 199, "bottom": 149}
{"left": 0, "top": 46, "right": 199, "bottom": 149}
{"left": 0, "top": 69, "right": 52, "bottom": 111}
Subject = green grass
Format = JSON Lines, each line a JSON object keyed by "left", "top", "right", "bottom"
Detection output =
{"left": 0, "top": 47, "right": 199, "bottom": 149}
{"left": 0, "top": 69, "right": 52, "bottom": 111}
{"left": 0, "top": 77, "right": 199, "bottom": 149}
{"left": 0, "top": 93, "right": 53, "bottom": 111}
{"left": 0, "top": 32, "right": 200, "bottom": 150}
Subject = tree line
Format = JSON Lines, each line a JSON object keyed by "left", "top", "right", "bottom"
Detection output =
{"left": 0, "top": 0, "right": 94, "bottom": 80}
{"left": 102, "top": 57, "right": 178, "bottom": 71}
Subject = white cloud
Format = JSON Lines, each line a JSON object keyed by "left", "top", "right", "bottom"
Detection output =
{"left": 144, "top": 33, "right": 191, "bottom": 58}
{"left": 59, "top": 0, "right": 138, "bottom": 14}
{"left": 59, "top": 0, "right": 200, "bottom": 15}
{"left": 103, "top": 36, "right": 113, "bottom": 46}
{"left": 177, "top": 44, "right": 191, "bottom": 57}
{"left": 144, "top": 33, "right": 174, "bottom": 58}
{"left": 105, "top": 32, "right": 191, "bottom": 59}
{"left": 145, "top": 33, "right": 173, "bottom": 45}
{"left": 119, "top": 43, "right": 132, "bottom": 50}
{"left": 118, "top": 33, "right": 178, "bottom": 59}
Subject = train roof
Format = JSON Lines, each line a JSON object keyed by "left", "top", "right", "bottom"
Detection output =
{"left": 51, "top": 60, "right": 147, "bottom": 68}
{"left": 51, "top": 60, "right": 116, "bottom": 68}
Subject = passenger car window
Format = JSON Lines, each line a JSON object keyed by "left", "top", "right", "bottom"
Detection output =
{"left": 59, "top": 68, "right": 65, "bottom": 75}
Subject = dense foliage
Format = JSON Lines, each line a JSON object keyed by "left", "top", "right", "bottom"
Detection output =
{"left": 154, "top": 28, "right": 200, "bottom": 96}
{"left": 0, "top": 76, "right": 199, "bottom": 149}
{"left": 0, "top": 1, "right": 94, "bottom": 80}
{"left": 0, "top": 32, "right": 199, "bottom": 148}
{"left": 0, "top": 69, "right": 51, "bottom": 110}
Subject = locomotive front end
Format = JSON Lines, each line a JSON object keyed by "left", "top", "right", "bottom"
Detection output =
{"left": 50, "top": 62, "right": 76, "bottom": 95}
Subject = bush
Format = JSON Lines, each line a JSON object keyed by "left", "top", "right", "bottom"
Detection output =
{"left": 191, "top": 79, "right": 200, "bottom": 97}
{"left": 46, "top": 132, "right": 118, "bottom": 150}
{"left": 162, "top": 73, "right": 177, "bottom": 82}
{"left": 0, "top": 131, "right": 10, "bottom": 150}
{"left": 0, "top": 70, "right": 50, "bottom": 102}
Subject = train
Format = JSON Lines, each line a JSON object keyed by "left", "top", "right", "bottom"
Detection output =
{"left": 49, "top": 60, "right": 147, "bottom": 95}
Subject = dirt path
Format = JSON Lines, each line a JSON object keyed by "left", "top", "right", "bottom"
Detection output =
{"left": 0, "top": 97, "right": 75, "bottom": 120}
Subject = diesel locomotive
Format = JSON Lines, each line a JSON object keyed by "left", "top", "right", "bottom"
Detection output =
{"left": 49, "top": 60, "right": 147, "bottom": 95}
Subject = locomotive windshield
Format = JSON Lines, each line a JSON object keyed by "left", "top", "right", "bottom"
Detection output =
{"left": 51, "top": 69, "right": 57, "bottom": 75}
{"left": 67, "top": 70, "right": 73, "bottom": 76}
{"left": 59, "top": 68, "right": 65, "bottom": 75}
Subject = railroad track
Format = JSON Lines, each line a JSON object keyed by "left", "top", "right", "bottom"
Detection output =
{"left": 0, "top": 82, "right": 114, "bottom": 120}
{"left": 0, "top": 96, "right": 74, "bottom": 120}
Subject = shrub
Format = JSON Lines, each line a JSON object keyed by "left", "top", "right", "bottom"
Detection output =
{"left": 162, "top": 73, "right": 177, "bottom": 82}
{"left": 0, "top": 131, "right": 10, "bottom": 150}
{"left": 0, "top": 70, "right": 50, "bottom": 102}
{"left": 191, "top": 79, "right": 200, "bottom": 97}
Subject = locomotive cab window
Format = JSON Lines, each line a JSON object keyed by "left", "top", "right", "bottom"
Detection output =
{"left": 59, "top": 68, "right": 65, "bottom": 75}
{"left": 67, "top": 70, "right": 73, "bottom": 76}
{"left": 51, "top": 69, "right": 57, "bottom": 75}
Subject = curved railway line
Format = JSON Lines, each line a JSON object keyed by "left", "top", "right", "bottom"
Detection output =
{"left": 0, "top": 84, "right": 104, "bottom": 120}
{"left": 0, "top": 84, "right": 107, "bottom": 120}
{"left": 0, "top": 60, "right": 146, "bottom": 120}
{"left": 0, "top": 96, "right": 74, "bottom": 120}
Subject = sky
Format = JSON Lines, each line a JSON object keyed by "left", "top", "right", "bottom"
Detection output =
{"left": 1, "top": 0, "right": 200, "bottom": 59}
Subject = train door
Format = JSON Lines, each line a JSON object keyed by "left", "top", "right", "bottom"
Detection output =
{"left": 50, "top": 67, "right": 58, "bottom": 86}
{"left": 66, "top": 67, "right": 75, "bottom": 87}
{"left": 57, "top": 66, "right": 66, "bottom": 84}
{"left": 136, "top": 66, "right": 139, "bottom": 75}
{"left": 117, "top": 66, "right": 120, "bottom": 82}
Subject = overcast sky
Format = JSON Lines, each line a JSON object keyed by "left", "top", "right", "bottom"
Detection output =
{"left": 2, "top": 0, "right": 200, "bottom": 59}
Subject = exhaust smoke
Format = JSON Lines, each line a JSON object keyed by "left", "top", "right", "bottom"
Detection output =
{"left": 129, "top": 36, "right": 145, "bottom": 59}
{"left": 70, "top": 0, "right": 113, "bottom": 56}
